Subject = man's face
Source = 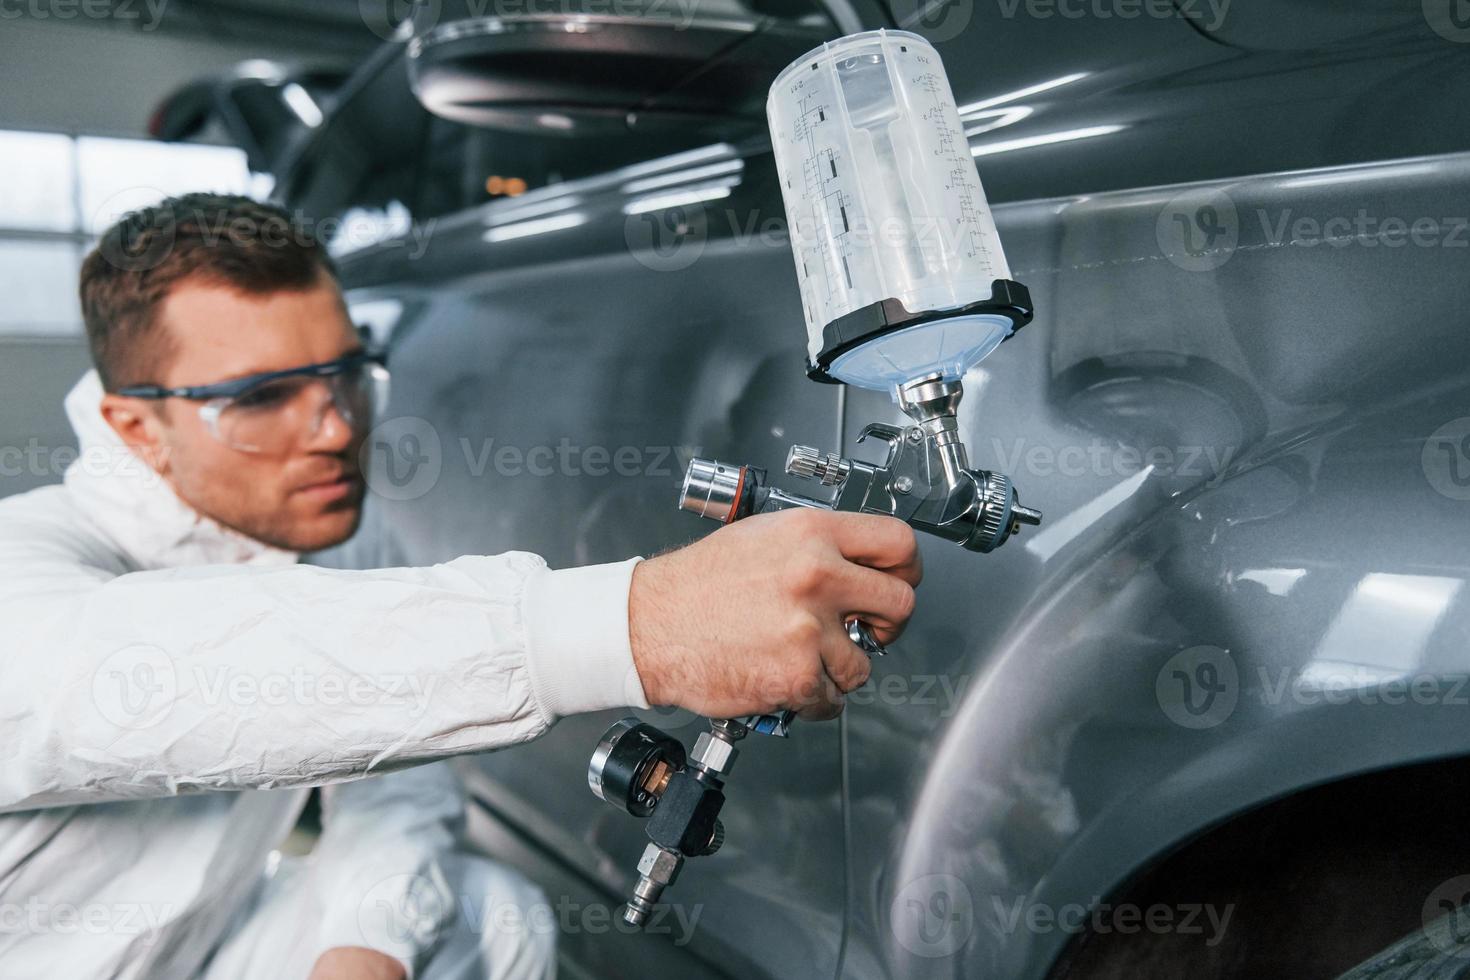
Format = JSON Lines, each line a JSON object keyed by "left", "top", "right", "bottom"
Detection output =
{"left": 125, "top": 274, "right": 369, "bottom": 553}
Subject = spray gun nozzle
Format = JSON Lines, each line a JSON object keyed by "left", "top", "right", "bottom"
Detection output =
{"left": 1013, "top": 504, "right": 1043, "bottom": 527}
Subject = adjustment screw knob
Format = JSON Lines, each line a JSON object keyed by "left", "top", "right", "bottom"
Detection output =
{"left": 786, "top": 445, "right": 821, "bottom": 480}
{"left": 785, "top": 446, "right": 851, "bottom": 486}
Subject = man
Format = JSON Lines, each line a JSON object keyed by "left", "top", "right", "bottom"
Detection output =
{"left": 0, "top": 194, "right": 921, "bottom": 979}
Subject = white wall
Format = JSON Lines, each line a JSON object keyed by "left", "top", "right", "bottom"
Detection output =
{"left": 0, "top": 14, "right": 352, "bottom": 138}
{"left": 0, "top": 337, "right": 94, "bottom": 498}
{"left": 0, "top": 10, "right": 365, "bottom": 497}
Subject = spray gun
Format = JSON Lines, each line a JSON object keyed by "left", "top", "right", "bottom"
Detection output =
{"left": 588, "top": 28, "right": 1042, "bottom": 927}
{"left": 682, "top": 369, "right": 1042, "bottom": 554}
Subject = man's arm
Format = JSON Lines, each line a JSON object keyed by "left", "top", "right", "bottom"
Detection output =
{"left": 0, "top": 506, "right": 919, "bottom": 813}
{"left": 0, "top": 533, "right": 639, "bottom": 812}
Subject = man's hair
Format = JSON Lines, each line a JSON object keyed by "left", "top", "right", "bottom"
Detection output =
{"left": 79, "top": 193, "right": 338, "bottom": 392}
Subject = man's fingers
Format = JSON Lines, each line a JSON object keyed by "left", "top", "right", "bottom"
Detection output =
{"left": 810, "top": 560, "right": 916, "bottom": 639}
{"left": 848, "top": 565, "right": 917, "bottom": 632}
{"left": 793, "top": 671, "right": 846, "bottom": 721}
{"left": 820, "top": 625, "right": 873, "bottom": 695}
{"left": 863, "top": 619, "right": 904, "bottom": 647}
{"left": 825, "top": 513, "right": 923, "bottom": 586}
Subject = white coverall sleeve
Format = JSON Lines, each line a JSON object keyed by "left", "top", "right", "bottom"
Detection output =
{"left": 0, "top": 545, "right": 649, "bottom": 813}
{"left": 308, "top": 762, "right": 469, "bottom": 978}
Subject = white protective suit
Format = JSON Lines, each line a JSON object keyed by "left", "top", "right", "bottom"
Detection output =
{"left": 0, "top": 370, "right": 651, "bottom": 978}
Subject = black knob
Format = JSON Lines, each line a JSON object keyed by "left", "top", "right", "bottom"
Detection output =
{"left": 702, "top": 819, "right": 726, "bottom": 856}
{"left": 588, "top": 718, "right": 686, "bottom": 818}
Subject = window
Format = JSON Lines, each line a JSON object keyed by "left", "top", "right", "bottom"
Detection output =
{"left": 0, "top": 131, "right": 76, "bottom": 233}
{"left": 0, "top": 241, "right": 81, "bottom": 336}
{"left": 0, "top": 129, "right": 268, "bottom": 337}
{"left": 75, "top": 136, "right": 267, "bottom": 235}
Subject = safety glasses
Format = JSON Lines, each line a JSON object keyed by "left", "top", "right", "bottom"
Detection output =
{"left": 118, "top": 350, "right": 391, "bottom": 455}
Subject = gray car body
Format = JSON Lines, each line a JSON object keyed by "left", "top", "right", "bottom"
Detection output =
{"left": 313, "top": 6, "right": 1470, "bottom": 978}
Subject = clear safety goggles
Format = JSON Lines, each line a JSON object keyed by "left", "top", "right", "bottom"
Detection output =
{"left": 118, "top": 349, "right": 390, "bottom": 455}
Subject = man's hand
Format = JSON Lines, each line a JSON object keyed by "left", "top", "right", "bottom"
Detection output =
{"left": 307, "top": 947, "right": 407, "bottom": 980}
{"left": 630, "top": 509, "right": 922, "bottom": 721}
